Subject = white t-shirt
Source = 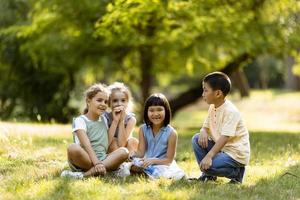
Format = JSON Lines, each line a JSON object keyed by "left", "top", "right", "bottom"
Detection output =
{"left": 72, "top": 115, "right": 108, "bottom": 144}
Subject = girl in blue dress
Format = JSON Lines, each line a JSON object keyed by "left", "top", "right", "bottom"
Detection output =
{"left": 129, "top": 93, "right": 185, "bottom": 180}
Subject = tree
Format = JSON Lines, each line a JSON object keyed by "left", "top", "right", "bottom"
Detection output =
{"left": 1, "top": 0, "right": 300, "bottom": 122}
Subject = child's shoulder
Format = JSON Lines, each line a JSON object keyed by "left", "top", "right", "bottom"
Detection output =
{"left": 166, "top": 124, "right": 177, "bottom": 134}
{"left": 139, "top": 123, "right": 148, "bottom": 129}
{"left": 223, "top": 100, "right": 242, "bottom": 119}
{"left": 74, "top": 115, "right": 87, "bottom": 122}
{"left": 126, "top": 112, "right": 136, "bottom": 121}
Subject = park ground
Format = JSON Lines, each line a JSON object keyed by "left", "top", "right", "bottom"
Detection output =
{"left": 0, "top": 90, "right": 299, "bottom": 200}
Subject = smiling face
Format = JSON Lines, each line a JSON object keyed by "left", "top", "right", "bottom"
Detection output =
{"left": 147, "top": 105, "right": 166, "bottom": 126}
{"left": 202, "top": 82, "right": 218, "bottom": 105}
{"left": 87, "top": 91, "right": 109, "bottom": 116}
{"left": 110, "top": 90, "right": 128, "bottom": 110}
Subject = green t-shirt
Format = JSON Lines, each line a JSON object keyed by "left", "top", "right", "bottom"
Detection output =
{"left": 72, "top": 115, "right": 108, "bottom": 161}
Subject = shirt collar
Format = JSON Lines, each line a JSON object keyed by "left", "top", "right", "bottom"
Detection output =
{"left": 213, "top": 100, "right": 227, "bottom": 112}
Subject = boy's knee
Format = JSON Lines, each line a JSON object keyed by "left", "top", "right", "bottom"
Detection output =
{"left": 191, "top": 133, "right": 200, "bottom": 145}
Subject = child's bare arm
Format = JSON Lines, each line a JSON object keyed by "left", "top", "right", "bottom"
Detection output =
{"left": 107, "top": 119, "right": 118, "bottom": 146}
{"left": 198, "top": 127, "right": 210, "bottom": 148}
{"left": 76, "top": 130, "right": 102, "bottom": 166}
{"left": 117, "top": 116, "right": 136, "bottom": 147}
{"left": 130, "top": 127, "right": 145, "bottom": 158}
{"left": 142, "top": 130, "right": 177, "bottom": 167}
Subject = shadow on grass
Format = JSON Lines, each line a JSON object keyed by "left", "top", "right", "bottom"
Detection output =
{"left": 167, "top": 164, "right": 300, "bottom": 200}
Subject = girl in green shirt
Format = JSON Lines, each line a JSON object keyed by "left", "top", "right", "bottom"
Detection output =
{"left": 61, "top": 83, "right": 129, "bottom": 178}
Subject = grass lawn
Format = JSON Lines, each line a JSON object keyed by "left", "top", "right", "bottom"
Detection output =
{"left": 0, "top": 90, "right": 300, "bottom": 200}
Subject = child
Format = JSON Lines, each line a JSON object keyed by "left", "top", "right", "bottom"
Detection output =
{"left": 129, "top": 93, "right": 185, "bottom": 180}
{"left": 61, "top": 83, "right": 129, "bottom": 178}
{"left": 191, "top": 72, "right": 250, "bottom": 183}
{"left": 104, "top": 82, "right": 138, "bottom": 153}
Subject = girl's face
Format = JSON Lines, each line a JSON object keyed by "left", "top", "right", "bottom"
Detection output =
{"left": 148, "top": 105, "right": 165, "bottom": 126}
{"left": 87, "top": 91, "right": 108, "bottom": 116}
{"left": 110, "top": 90, "right": 128, "bottom": 109}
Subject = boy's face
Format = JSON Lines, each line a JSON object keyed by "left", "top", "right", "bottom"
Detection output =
{"left": 202, "top": 82, "right": 219, "bottom": 104}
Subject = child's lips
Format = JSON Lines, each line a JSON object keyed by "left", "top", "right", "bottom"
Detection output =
{"left": 151, "top": 117, "right": 161, "bottom": 120}
{"left": 98, "top": 107, "right": 106, "bottom": 112}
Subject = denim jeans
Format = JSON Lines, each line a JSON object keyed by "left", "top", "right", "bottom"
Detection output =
{"left": 192, "top": 133, "right": 245, "bottom": 181}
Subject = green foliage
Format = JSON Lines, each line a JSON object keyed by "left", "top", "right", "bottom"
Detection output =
{"left": 0, "top": 0, "right": 300, "bottom": 122}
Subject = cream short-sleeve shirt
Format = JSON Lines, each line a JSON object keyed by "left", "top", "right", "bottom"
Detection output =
{"left": 202, "top": 100, "right": 250, "bottom": 165}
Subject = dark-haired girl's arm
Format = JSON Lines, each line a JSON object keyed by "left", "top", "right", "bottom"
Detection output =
{"left": 129, "top": 127, "right": 145, "bottom": 158}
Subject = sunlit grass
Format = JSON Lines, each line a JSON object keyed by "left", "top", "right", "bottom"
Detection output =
{"left": 0, "top": 90, "right": 299, "bottom": 199}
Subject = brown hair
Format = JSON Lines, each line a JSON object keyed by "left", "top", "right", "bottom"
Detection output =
{"left": 83, "top": 83, "right": 109, "bottom": 114}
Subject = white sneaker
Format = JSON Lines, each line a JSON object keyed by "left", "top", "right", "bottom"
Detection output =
{"left": 114, "top": 162, "right": 131, "bottom": 178}
{"left": 61, "top": 170, "right": 84, "bottom": 179}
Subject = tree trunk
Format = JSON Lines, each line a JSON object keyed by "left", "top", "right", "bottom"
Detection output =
{"left": 169, "top": 53, "right": 252, "bottom": 115}
{"left": 230, "top": 68, "right": 250, "bottom": 97}
{"left": 285, "top": 56, "right": 300, "bottom": 90}
{"left": 140, "top": 45, "right": 153, "bottom": 105}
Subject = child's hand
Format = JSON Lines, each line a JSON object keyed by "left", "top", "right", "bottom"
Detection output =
{"left": 198, "top": 131, "right": 208, "bottom": 148}
{"left": 128, "top": 151, "right": 136, "bottom": 160}
{"left": 94, "top": 162, "right": 106, "bottom": 176}
{"left": 200, "top": 156, "right": 212, "bottom": 171}
{"left": 120, "top": 108, "right": 126, "bottom": 122}
{"left": 112, "top": 106, "right": 124, "bottom": 121}
{"left": 142, "top": 159, "right": 155, "bottom": 168}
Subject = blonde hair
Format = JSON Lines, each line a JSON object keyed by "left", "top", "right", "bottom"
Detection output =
{"left": 83, "top": 83, "right": 109, "bottom": 114}
{"left": 108, "top": 82, "right": 134, "bottom": 112}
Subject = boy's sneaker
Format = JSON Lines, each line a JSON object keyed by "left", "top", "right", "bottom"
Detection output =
{"left": 198, "top": 174, "right": 217, "bottom": 182}
{"left": 61, "top": 170, "right": 84, "bottom": 179}
{"left": 229, "top": 167, "right": 245, "bottom": 184}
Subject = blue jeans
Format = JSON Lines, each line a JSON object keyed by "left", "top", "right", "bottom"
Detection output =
{"left": 192, "top": 133, "right": 245, "bottom": 181}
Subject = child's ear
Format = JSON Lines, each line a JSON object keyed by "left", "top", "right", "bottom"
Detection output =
{"left": 216, "top": 90, "right": 223, "bottom": 97}
{"left": 86, "top": 98, "right": 91, "bottom": 106}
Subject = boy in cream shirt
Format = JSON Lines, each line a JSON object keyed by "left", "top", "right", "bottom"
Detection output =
{"left": 192, "top": 72, "right": 250, "bottom": 183}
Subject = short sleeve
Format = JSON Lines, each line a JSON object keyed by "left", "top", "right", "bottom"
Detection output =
{"left": 72, "top": 117, "right": 87, "bottom": 133}
{"left": 221, "top": 111, "right": 240, "bottom": 137}
{"left": 125, "top": 113, "right": 135, "bottom": 123}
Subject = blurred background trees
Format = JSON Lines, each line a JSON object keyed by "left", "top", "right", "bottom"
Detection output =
{"left": 0, "top": 0, "right": 299, "bottom": 123}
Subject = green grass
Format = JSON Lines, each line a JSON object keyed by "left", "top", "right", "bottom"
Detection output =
{"left": 1, "top": 90, "right": 300, "bottom": 200}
